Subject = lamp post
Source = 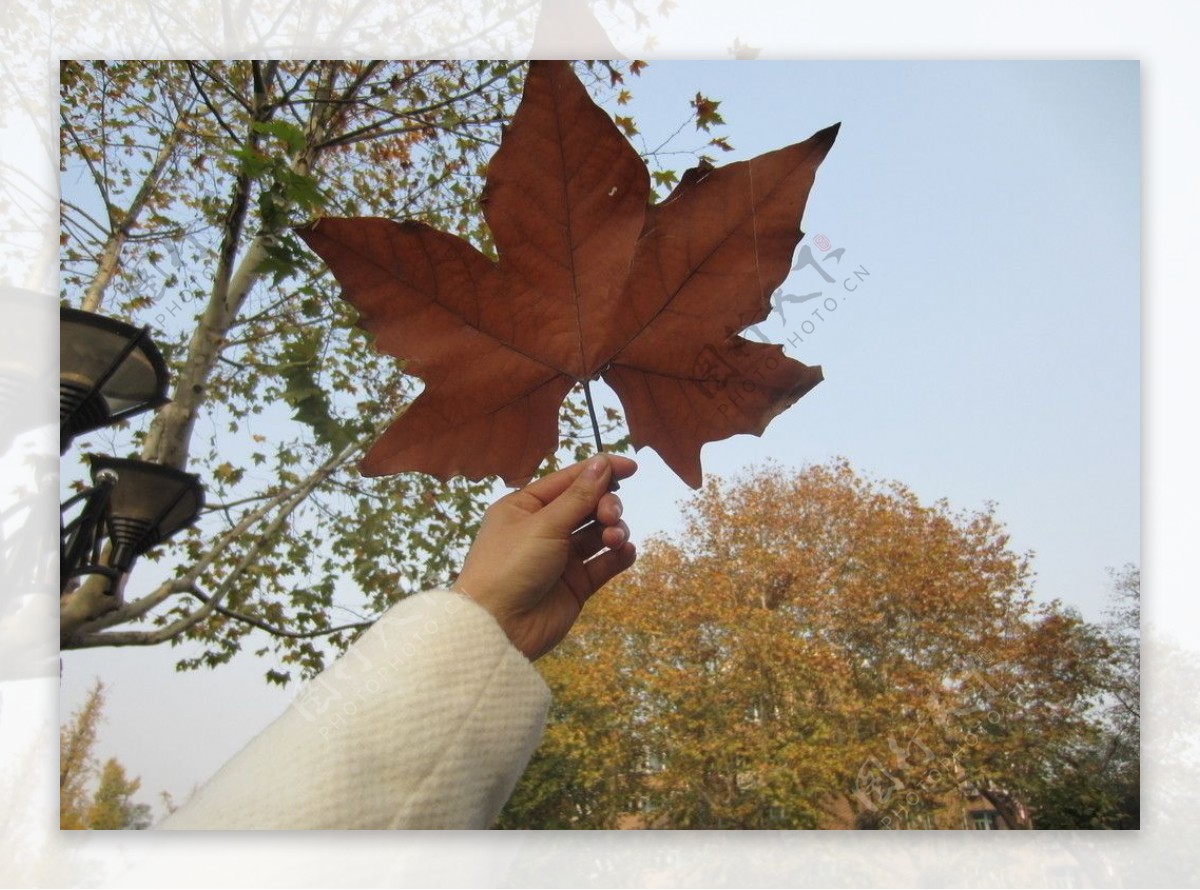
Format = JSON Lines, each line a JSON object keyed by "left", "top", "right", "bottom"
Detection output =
{"left": 59, "top": 307, "right": 205, "bottom": 596}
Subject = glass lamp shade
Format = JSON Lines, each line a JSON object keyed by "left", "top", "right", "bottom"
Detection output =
{"left": 90, "top": 456, "right": 204, "bottom": 573}
{"left": 60, "top": 307, "right": 169, "bottom": 449}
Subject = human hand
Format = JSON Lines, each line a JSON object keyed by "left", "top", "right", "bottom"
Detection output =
{"left": 453, "top": 454, "right": 637, "bottom": 661}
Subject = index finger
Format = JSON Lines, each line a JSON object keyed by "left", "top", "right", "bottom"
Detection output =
{"left": 515, "top": 455, "right": 638, "bottom": 510}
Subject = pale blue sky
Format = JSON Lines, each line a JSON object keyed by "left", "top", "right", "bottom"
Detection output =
{"left": 60, "top": 60, "right": 1140, "bottom": 811}
{"left": 610, "top": 60, "right": 1139, "bottom": 615}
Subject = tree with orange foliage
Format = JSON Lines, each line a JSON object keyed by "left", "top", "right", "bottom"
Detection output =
{"left": 499, "top": 459, "right": 1113, "bottom": 829}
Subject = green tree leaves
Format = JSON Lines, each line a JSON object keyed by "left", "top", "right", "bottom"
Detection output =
{"left": 58, "top": 59, "right": 731, "bottom": 685}
{"left": 1025, "top": 565, "right": 1140, "bottom": 829}
{"left": 60, "top": 61, "right": 557, "bottom": 676}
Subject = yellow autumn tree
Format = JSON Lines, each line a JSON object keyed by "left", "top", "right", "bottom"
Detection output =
{"left": 499, "top": 459, "right": 1112, "bottom": 829}
{"left": 60, "top": 680, "right": 105, "bottom": 830}
{"left": 85, "top": 759, "right": 151, "bottom": 830}
{"left": 60, "top": 680, "right": 153, "bottom": 830}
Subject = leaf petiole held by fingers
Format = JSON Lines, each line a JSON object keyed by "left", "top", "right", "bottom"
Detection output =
{"left": 582, "top": 378, "right": 619, "bottom": 491}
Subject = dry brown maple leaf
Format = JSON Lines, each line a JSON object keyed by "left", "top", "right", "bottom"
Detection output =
{"left": 297, "top": 61, "right": 838, "bottom": 488}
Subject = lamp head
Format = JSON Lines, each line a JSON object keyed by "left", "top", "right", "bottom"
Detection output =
{"left": 60, "top": 307, "right": 169, "bottom": 452}
{"left": 89, "top": 456, "right": 205, "bottom": 573}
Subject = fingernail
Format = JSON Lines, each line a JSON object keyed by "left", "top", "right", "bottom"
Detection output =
{"left": 611, "top": 527, "right": 627, "bottom": 546}
{"left": 585, "top": 455, "right": 607, "bottom": 477}
{"left": 613, "top": 500, "right": 623, "bottom": 519}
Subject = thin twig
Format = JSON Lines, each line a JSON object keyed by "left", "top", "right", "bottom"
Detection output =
{"left": 181, "top": 584, "right": 374, "bottom": 640}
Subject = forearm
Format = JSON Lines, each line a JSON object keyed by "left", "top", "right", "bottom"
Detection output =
{"left": 157, "top": 589, "right": 550, "bottom": 830}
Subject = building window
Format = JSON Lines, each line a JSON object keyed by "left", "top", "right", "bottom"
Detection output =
{"left": 907, "top": 811, "right": 935, "bottom": 830}
{"left": 969, "top": 809, "right": 999, "bottom": 830}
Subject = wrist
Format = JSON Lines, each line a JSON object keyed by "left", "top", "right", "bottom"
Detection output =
{"left": 452, "top": 578, "right": 510, "bottom": 636}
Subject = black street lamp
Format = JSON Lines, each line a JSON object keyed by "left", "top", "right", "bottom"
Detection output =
{"left": 59, "top": 307, "right": 205, "bottom": 596}
{"left": 59, "top": 306, "right": 170, "bottom": 454}
{"left": 60, "top": 457, "right": 205, "bottom": 593}
{"left": 91, "top": 455, "right": 204, "bottom": 573}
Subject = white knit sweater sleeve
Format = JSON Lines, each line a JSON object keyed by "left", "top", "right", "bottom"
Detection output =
{"left": 157, "top": 589, "right": 551, "bottom": 830}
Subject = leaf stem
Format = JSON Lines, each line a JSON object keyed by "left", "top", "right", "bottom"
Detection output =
{"left": 582, "top": 378, "right": 619, "bottom": 491}
{"left": 582, "top": 378, "right": 605, "bottom": 454}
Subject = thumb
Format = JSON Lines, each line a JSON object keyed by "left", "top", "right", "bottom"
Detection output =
{"left": 538, "top": 456, "right": 611, "bottom": 534}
